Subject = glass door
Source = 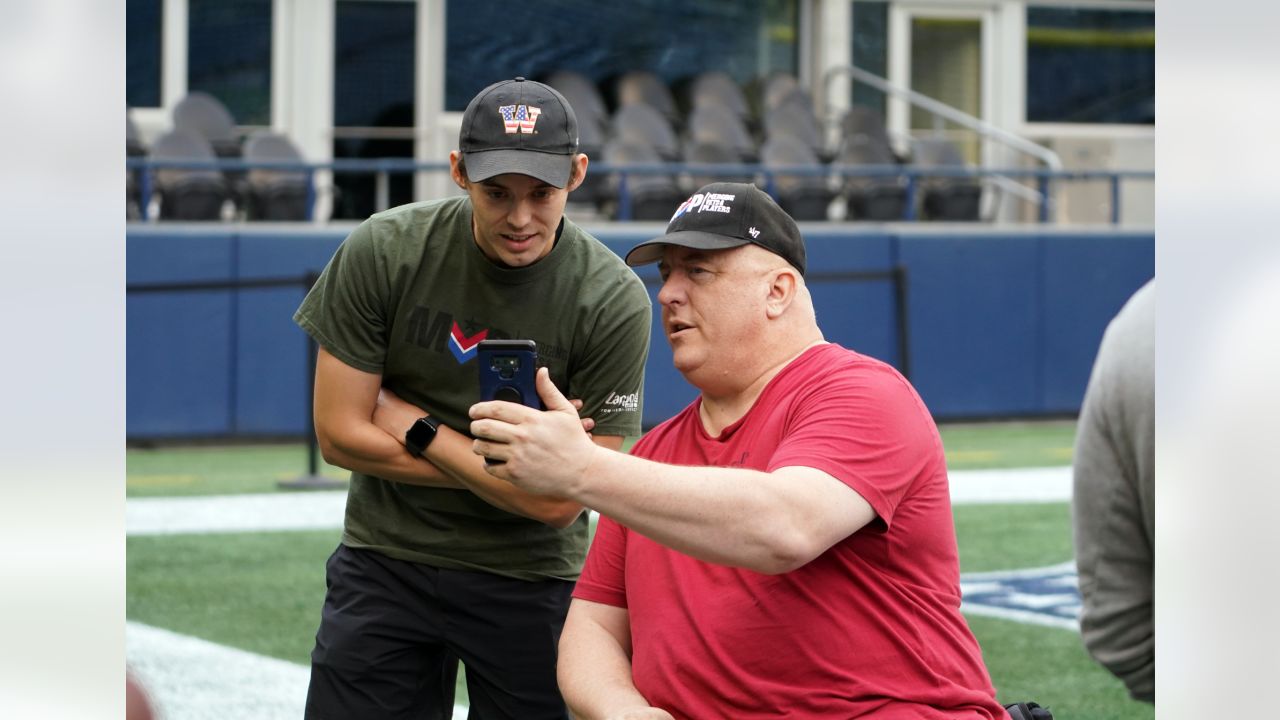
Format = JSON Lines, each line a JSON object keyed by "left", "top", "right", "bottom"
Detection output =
{"left": 888, "top": 4, "right": 995, "bottom": 165}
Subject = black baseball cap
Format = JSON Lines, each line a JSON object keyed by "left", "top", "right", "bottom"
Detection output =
{"left": 625, "top": 182, "right": 807, "bottom": 275}
{"left": 459, "top": 77, "right": 580, "bottom": 188}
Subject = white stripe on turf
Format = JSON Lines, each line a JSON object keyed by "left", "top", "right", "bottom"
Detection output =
{"left": 126, "top": 622, "right": 467, "bottom": 720}
{"left": 127, "top": 491, "right": 348, "bottom": 536}
{"left": 125, "top": 467, "right": 1074, "bottom": 717}
{"left": 947, "top": 466, "right": 1072, "bottom": 505}
{"left": 126, "top": 466, "right": 1073, "bottom": 536}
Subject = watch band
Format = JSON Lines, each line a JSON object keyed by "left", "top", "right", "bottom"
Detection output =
{"left": 404, "top": 415, "right": 440, "bottom": 458}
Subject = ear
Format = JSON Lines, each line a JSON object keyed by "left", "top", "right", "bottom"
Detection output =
{"left": 448, "top": 151, "right": 468, "bottom": 190}
{"left": 764, "top": 268, "right": 798, "bottom": 319}
{"left": 563, "top": 153, "right": 589, "bottom": 193}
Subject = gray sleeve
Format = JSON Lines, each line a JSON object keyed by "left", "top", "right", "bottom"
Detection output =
{"left": 1071, "top": 280, "right": 1155, "bottom": 702}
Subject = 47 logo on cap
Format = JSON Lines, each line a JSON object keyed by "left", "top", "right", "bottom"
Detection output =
{"left": 499, "top": 105, "right": 541, "bottom": 134}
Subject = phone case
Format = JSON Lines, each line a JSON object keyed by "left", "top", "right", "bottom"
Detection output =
{"left": 477, "top": 339, "right": 542, "bottom": 409}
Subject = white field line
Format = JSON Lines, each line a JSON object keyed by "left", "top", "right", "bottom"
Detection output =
{"left": 947, "top": 466, "right": 1072, "bottom": 505}
{"left": 125, "top": 466, "right": 1072, "bottom": 717}
{"left": 126, "top": 466, "right": 1072, "bottom": 536}
{"left": 127, "top": 491, "right": 347, "bottom": 536}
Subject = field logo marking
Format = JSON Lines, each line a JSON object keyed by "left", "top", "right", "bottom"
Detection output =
{"left": 960, "top": 561, "right": 1081, "bottom": 631}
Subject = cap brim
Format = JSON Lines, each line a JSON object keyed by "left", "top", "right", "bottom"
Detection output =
{"left": 462, "top": 149, "right": 572, "bottom": 188}
{"left": 624, "top": 230, "right": 752, "bottom": 267}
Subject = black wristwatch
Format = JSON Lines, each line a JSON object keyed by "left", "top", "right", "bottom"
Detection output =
{"left": 404, "top": 416, "right": 440, "bottom": 458}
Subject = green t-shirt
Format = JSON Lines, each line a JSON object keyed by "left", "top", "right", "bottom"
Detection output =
{"left": 294, "top": 196, "right": 651, "bottom": 581}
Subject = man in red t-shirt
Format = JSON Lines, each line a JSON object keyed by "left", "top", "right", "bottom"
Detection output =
{"left": 469, "top": 182, "right": 1008, "bottom": 719}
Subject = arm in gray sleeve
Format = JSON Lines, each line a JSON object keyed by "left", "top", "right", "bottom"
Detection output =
{"left": 1072, "top": 280, "right": 1155, "bottom": 702}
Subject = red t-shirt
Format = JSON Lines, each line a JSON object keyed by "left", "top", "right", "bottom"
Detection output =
{"left": 574, "top": 343, "right": 1006, "bottom": 719}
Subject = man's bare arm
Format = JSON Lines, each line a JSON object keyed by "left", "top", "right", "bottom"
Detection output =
{"left": 558, "top": 599, "right": 674, "bottom": 720}
{"left": 471, "top": 369, "right": 878, "bottom": 573}
{"left": 371, "top": 385, "right": 616, "bottom": 529}
{"left": 312, "top": 347, "right": 459, "bottom": 487}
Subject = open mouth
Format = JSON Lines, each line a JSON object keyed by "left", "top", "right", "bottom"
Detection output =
{"left": 668, "top": 321, "right": 694, "bottom": 338}
{"left": 502, "top": 233, "right": 536, "bottom": 250}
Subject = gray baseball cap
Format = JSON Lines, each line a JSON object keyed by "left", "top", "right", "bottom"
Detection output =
{"left": 458, "top": 77, "right": 580, "bottom": 188}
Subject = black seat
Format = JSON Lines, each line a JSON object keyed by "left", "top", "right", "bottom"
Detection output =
{"left": 569, "top": 109, "right": 610, "bottom": 207}
{"left": 545, "top": 71, "right": 610, "bottom": 207}
{"left": 764, "top": 92, "right": 829, "bottom": 163}
{"left": 126, "top": 111, "right": 146, "bottom": 158}
{"left": 681, "top": 140, "right": 754, "bottom": 192}
{"left": 913, "top": 137, "right": 981, "bottom": 221}
{"left": 241, "top": 131, "right": 310, "bottom": 221}
{"left": 127, "top": 111, "right": 146, "bottom": 220}
{"left": 545, "top": 70, "right": 609, "bottom": 129}
{"left": 760, "top": 135, "right": 834, "bottom": 222}
{"left": 148, "top": 129, "right": 229, "bottom": 221}
{"left": 684, "top": 70, "right": 752, "bottom": 128}
{"left": 610, "top": 102, "right": 680, "bottom": 162}
{"left": 612, "top": 71, "right": 681, "bottom": 128}
{"left": 685, "top": 103, "right": 757, "bottom": 163}
{"left": 759, "top": 72, "right": 801, "bottom": 115}
{"left": 840, "top": 106, "right": 901, "bottom": 162}
{"left": 833, "top": 134, "right": 907, "bottom": 221}
{"left": 602, "top": 139, "right": 683, "bottom": 221}
{"left": 173, "top": 91, "right": 244, "bottom": 209}
{"left": 172, "top": 91, "right": 242, "bottom": 159}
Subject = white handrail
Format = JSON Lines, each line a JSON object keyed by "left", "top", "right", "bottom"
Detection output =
{"left": 821, "top": 64, "right": 1063, "bottom": 172}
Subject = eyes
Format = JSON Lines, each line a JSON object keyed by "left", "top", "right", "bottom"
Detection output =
{"left": 658, "top": 265, "right": 711, "bottom": 282}
{"left": 481, "top": 188, "right": 555, "bottom": 202}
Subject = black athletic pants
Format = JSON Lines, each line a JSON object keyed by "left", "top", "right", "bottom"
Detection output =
{"left": 304, "top": 545, "right": 574, "bottom": 720}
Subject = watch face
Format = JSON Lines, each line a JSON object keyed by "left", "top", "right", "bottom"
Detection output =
{"left": 406, "top": 417, "right": 437, "bottom": 456}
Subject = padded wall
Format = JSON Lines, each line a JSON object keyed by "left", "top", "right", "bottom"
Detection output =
{"left": 126, "top": 225, "right": 1153, "bottom": 438}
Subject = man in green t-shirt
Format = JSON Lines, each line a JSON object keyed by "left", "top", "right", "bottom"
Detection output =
{"left": 293, "top": 77, "right": 651, "bottom": 719}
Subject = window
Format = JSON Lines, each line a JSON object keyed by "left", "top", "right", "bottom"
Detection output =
{"left": 332, "top": 0, "right": 417, "bottom": 219}
{"left": 851, "top": 1, "right": 889, "bottom": 117}
{"left": 126, "top": 0, "right": 163, "bottom": 108}
{"left": 443, "top": 0, "right": 800, "bottom": 111}
{"left": 187, "top": 0, "right": 273, "bottom": 126}
{"left": 1026, "top": 6, "right": 1154, "bottom": 124}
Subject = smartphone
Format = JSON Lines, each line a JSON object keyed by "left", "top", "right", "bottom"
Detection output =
{"left": 478, "top": 339, "right": 543, "bottom": 410}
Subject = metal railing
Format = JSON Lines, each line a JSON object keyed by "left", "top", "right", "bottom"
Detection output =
{"left": 126, "top": 158, "right": 1152, "bottom": 225}
{"left": 822, "top": 64, "right": 1066, "bottom": 222}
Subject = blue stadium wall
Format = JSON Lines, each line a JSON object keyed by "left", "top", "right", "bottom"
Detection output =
{"left": 126, "top": 224, "right": 1153, "bottom": 439}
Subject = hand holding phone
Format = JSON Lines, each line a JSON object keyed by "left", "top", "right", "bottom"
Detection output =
{"left": 478, "top": 340, "right": 542, "bottom": 465}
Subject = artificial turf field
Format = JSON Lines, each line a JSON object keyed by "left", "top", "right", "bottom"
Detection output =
{"left": 127, "top": 420, "right": 1153, "bottom": 719}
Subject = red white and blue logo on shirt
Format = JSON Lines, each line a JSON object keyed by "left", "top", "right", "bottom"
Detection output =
{"left": 448, "top": 322, "right": 489, "bottom": 363}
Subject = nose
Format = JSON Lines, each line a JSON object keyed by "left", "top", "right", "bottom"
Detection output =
{"left": 657, "top": 272, "right": 684, "bottom": 307}
{"left": 507, "top": 198, "right": 532, "bottom": 229}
